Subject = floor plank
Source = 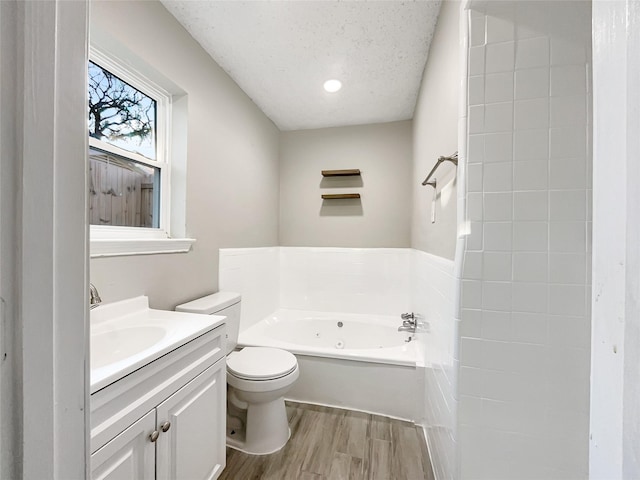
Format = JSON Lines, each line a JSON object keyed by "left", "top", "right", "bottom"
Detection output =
{"left": 218, "top": 402, "right": 433, "bottom": 480}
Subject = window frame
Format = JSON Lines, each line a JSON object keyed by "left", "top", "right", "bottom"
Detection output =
{"left": 88, "top": 47, "right": 195, "bottom": 257}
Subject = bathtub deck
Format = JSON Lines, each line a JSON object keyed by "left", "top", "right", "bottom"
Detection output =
{"left": 218, "top": 401, "right": 434, "bottom": 480}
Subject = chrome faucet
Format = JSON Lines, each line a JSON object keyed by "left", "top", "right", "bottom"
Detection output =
{"left": 398, "top": 312, "right": 416, "bottom": 332}
{"left": 89, "top": 283, "right": 102, "bottom": 309}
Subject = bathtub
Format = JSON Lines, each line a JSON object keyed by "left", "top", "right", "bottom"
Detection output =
{"left": 238, "top": 309, "right": 424, "bottom": 421}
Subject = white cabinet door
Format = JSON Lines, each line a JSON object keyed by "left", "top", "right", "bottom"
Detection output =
{"left": 91, "top": 409, "right": 156, "bottom": 480}
{"left": 155, "top": 359, "right": 226, "bottom": 480}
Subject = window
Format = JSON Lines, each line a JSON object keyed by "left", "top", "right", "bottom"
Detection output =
{"left": 88, "top": 48, "right": 193, "bottom": 257}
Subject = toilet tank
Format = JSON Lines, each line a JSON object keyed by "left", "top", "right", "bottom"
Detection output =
{"left": 175, "top": 292, "right": 241, "bottom": 354}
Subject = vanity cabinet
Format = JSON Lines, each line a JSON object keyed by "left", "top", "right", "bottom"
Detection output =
{"left": 90, "top": 325, "right": 227, "bottom": 480}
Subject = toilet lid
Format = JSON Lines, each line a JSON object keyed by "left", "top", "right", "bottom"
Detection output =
{"left": 227, "top": 347, "right": 297, "bottom": 380}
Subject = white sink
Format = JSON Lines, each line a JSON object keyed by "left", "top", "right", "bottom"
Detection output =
{"left": 90, "top": 296, "right": 225, "bottom": 393}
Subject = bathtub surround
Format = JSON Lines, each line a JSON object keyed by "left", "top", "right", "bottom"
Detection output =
{"left": 219, "top": 247, "right": 456, "bottom": 432}
{"left": 220, "top": 247, "right": 413, "bottom": 331}
{"left": 279, "top": 122, "right": 412, "bottom": 248}
{"left": 458, "top": 2, "right": 592, "bottom": 478}
{"left": 412, "top": 250, "right": 457, "bottom": 480}
{"left": 89, "top": 0, "right": 280, "bottom": 311}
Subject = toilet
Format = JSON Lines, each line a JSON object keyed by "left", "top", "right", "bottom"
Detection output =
{"left": 176, "top": 292, "right": 299, "bottom": 455}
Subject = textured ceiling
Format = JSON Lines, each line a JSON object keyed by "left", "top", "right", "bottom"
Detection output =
{"left": 161, "top": 1, "right": 442, "bottom": 131}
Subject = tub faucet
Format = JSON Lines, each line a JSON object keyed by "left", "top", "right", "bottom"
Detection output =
{"left": 89, "top": 283, "right": 102, "bottom": 309}
{"left": 398, "top": 312, "right": 416, "bottom": 332}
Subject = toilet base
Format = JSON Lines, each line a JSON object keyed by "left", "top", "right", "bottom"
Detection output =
{"left": 226, "top": 393, "right": 291, "bottom": 455}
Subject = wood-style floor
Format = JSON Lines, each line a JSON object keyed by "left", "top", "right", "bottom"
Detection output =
{"left": 219, "top": 401, "right": 435, "bottom": 480}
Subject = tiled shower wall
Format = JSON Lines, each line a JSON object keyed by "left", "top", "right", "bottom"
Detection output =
{"left": 458, "top": 2, "right": 592, "bottom": 478}
{"left": 412, "top": 250, "right": 457, "bottom": 480}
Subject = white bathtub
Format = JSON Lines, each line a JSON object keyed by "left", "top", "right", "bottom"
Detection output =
{"left": 238, "top": 309, "right": 424, "bottom": 421}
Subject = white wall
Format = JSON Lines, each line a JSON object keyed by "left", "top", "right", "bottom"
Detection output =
{"left": 279, "top": 121, "right": 412, "bottom": 248}
{"left": 89, "top": 0, "right": 280, "bottom": 311}
{"left": 458, "top": 1, "right": 592, "bottom": 478}
{"left": 590, "top": 0, "right": 640, "bottom": 477}
{"left": 412, "top": 0, "right": 460, "bottom": 260}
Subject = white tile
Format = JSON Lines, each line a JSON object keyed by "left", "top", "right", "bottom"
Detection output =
{"left": 550, "top": 95, "right": 587, "bottom": 127}
{"left": 513, "top": 252, "right": 548, "bottom": 282}
{"left": 484, "top": 192, "right": 512, "bottom": 222}
{"left": 550, "top": 65, "right": 587, "bottom": 97}
{"left": 485, "top": 72, "right": 514, "bottom": 104}
{"left": 469, "top": 45, "right": 486, "bottom": 76}
{"left": 459, "top": 395, "right": 483, "bottom": 426}
{"left": 463, "top": 251, "right": 483, "bottom": 280}
{"left": 549, "top": 253, "right": 586, "bottom": 284}
{"left": 516, "top": 36, "right": 550, "bottom": 69}
{"left": 513, "top": 191, "right": 548, "bottom": 221}
{"left": 459, "top": 366, "right": 483, "bottom": 398}
{"left": 550, "top": 190, "right": 586, "bottom": 221}
{"left": 550, "top": 126, "right": 587, "bottom": 158}
{"left": 484, "top": 222, "right": 512, "bottom": 252}
{"left": 462, "top": 280, "right": 482, "bottom": 309}
{"left": 514, "top": 160, "right": 548, "bottom": 191}
{"left": 469, "top": 105, "right": 485, "bottom": 134}
{"left": 460, "top": 309, "right": 483, "bottom": 338}
{"left": 467, "top": 192, "right": 483, "bottom": 221}
{"left": 467, "top": 221, "right": 484, "bottom": 251}
{"left": 514, "top": 128, "right": 549, "bottom": 160}
{"left": 467, "top": 163, "right": 483, "bottom": 192}
{"left": 468, "top": 75, "right": 485, "bottom": 106}
{"left": 482, "top": 310, "right": 512, "bottom": 341}
{"left": 514, "top": 67, "right": 549, "bottom": 100}
{"left": 549, "top": 221, "right": 586, "bottom": 253}
{"left": 549, "top": 157, "right": 587, "bottom": 189}
{"left": 508, "top": 342, "right": 548, "bottom": 375}
{"left": 514, "top": 98, "right": 549, "bottom": 130}
{"left": 551, "top": 37, "right": 587, "bottom": 66}
{"left": 468, "top": 134, "right": 485, "bottom": 164}
{"left": 486, "top": 41, "right": 515, "bottom": 73}
{"left": 484, "top": 132, "right": 513, "bottom": 163}
{"left": 484, "top": 102, "right": 513, "bottom": 133}
{"left": 512, "top": 312, "right": 548, "bottom": 344}
{"left": 483, "top": 252, "right": 512, "bottom": 281}
{"left": 486, "top": 15, "right": 515, "bottom": 43}
{"left": 548, "top": 284, "right": 586, "bottom": 316}
{"left": 483, "top": 162, "right": 513, "bottom": 192}
{"left": 470, "top": 15, "right": 486, "bottom": 47}
{"left": 460, "top": 337, "right": 483, "bottom": 367}
{"left": 512, "top": 282, "right": 548, "bottom": 313}
{"left": 482, "top": 281, "right": 512, "bottom": 311}
{"left": 548, "top": 314, "right": 590, "bottom": 349}
{"left": 482, "top": 339, "right": 513, "bottom": 371}
{"left": 513, "top": 222, "right": 548, "bottom": 252}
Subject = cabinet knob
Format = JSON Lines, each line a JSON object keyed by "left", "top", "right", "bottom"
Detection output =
{"left": 149, "top": 430, "right": 160, "bottom": 442}
{"left": 161, "top": 421, "right": 171, "bottom": 432}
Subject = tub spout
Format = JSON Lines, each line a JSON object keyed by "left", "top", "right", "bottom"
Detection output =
{"left": 398, "top": 325, "right": 415, "bottom": 332}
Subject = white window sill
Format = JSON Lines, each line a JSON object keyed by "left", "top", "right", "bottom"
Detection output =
{"left": 90, "top": 238, "right": 196, "bottom": 258}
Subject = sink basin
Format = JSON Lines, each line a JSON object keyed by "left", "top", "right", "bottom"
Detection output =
{"left": 91, "top": 325, "right": 167, "bottom": 369}
{"left": 90, "top": 296, "right": 225, "bottom": 393}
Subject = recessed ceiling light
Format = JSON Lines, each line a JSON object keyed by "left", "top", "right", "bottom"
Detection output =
{"left": 323, "top": 79, "right": 342, "bottom": 93}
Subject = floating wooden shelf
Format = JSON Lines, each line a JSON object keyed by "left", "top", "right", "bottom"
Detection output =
{"left": 321, "top": 193, "right": 361, "bottom": 200}
{"left": 321, "top": 169, "right": 361, "bottom": 177}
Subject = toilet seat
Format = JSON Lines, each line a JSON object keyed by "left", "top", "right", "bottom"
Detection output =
{"left": 227, "top": 347, "right": 297, "bottom": 381}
